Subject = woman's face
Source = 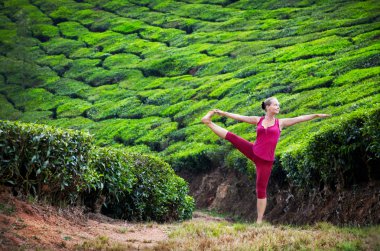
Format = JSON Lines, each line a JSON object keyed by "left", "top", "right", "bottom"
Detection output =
{"left": 267, "top": 99, "right": 280, "bottom": 114}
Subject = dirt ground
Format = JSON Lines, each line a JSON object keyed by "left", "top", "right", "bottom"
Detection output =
{"left": 0, "top": 186, "right": 226, "bottom": 251}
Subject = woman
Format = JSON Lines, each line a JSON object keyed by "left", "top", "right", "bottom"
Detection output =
{"left": 201, "top": 97, "right": 331, "bottom": 224}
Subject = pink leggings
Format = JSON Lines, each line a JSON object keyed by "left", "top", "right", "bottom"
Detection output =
{"left": 225, "top": 131, "right": 273, "bottom": 199}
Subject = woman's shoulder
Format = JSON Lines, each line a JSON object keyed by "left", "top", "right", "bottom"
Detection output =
{"left": 257, "top": 116, "right": 264, "bottom": 124}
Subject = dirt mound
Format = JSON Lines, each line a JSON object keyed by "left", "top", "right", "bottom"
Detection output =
{"left": 0, "top": 186, "right": 168, "bottom": 250}
{"left": 179, "top": 167, "right": 380, "bottom": 226}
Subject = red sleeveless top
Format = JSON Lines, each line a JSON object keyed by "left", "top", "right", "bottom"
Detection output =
{"left": 252, "top": 117, "right": 281, "bottom": 161}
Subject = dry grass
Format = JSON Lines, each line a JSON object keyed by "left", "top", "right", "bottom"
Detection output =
{"left": 152, "top": 219, "right": 380, "bottom": 251}
{"left": 74, "top": 236, "right": 134, "bottom": 251}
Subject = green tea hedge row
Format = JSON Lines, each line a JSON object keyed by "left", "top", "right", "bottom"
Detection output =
{"left": 94, "top": 147, "right": 194, "bottom": 222}
{"left": 280, "top": 107, "right": 380, "bottom": 190}
{"left": 0, "top": 120, "right": 194, "bottom": 222}
{"left": 0, "top": 120, "right": 92, "bottom": 203}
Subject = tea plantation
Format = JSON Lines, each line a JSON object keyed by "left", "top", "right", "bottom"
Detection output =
{"left": 1, "top": 0, "right": 379, "bottom": 194}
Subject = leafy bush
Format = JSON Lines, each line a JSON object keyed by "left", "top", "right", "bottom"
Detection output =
{"left": 7, "top": 88, "right": 65, "bottom": 112}
{"left": 36, "top": 54, "right": 73, "bottom": 75}
{"left": 97, "top": 149, "right": 194, "bottom": 222}
{"left": 85, "top": 147, "right": 137, "bottom": 205}
{"left": 280, "top": 108, "right": 380, "bottom": 190}
{"left": 42, "top": 78, "right": 91, "bottom": 97}
{"left": 0, "top": 94, "right": 22, "bottom": 120}
{"left": 58, "top": 21, "right": 89, "bottom": 39}
{"left": 30, "top": 24, "right": 59, "bottom": 41}
{"left": 41, "top": 38, "right": 85, "bottom": 57}
{"left": 0, "top": 120, "right": 194, "bottom": 222}
{"left": 333, "top": 66, "right": 380, "bottom": 86}
{"left": 0, "top": 120, "right": 92, "bottom": 204}
{"left": 56, "top": 98, "right": 92, "bottom": 118}
{"left": 161, "top": 141, "right": 223, "bottom": 172}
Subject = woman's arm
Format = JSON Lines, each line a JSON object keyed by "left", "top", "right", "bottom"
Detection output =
{"left": 280, "top": 114, "right": 331, "bottom": 129}
{"left": 213, "top": 109, "right": 260, "bottom": 124}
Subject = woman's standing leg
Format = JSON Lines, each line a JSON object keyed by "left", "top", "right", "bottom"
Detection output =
{"left": 254, "top": 156, "right": 273, "bottom": 224}
{"left": 201, "top": 110, "right": 228, "bottom": 139}
{"left": 257, "top": 199, "right": 267, "bottom": 224}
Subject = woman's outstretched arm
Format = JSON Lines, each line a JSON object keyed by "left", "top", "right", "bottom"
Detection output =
{"left": 279, "top": 114, "right": 331, "bottom": 130}
{"left": 212, "top": 109, "right": 261, "bottom": 124}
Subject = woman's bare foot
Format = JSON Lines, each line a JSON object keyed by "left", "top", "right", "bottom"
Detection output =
{"left": 201, "top": 110, "right": 215, "bottom": 124}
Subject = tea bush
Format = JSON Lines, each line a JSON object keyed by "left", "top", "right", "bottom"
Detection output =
{"left": 0, "top": 120, "right": 92, "bottom": 204}
{"left": 96, "top": 149, "right": 194, "bottom": 222}
{"left": 281, "top": 107, "right": 380, "bottom": 189}
{"left": 0, "top": 120, "right": 194, "bottom": 221}
{"left": 41, "top": 38, "right": 85, "bottom": 57}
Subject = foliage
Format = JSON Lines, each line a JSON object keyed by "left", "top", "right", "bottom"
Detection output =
{"left": 100, "top": 151, "right": 194, "bottom": 222}
{"left": 281, "top": 108, "right": 380, "bottom": 189}
{"left": 0, "top": 120, "right": 194, "bottom": 222}
{"left": 0, "top": 120, "right": 92, "bottom": 204}
{"left": 0, "top": 0, "right": 379, "bottom": 194}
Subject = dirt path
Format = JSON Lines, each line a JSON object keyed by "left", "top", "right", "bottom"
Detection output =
{"left": 0, "top": 188, "right": 229, "bottom": 250}
{"left": 0, "top": 189, "right": 163, "bottom": 250}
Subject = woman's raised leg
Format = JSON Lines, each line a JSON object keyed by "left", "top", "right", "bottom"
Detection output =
{"left": 201, "top": 110, "right": 228, "bottom": 139}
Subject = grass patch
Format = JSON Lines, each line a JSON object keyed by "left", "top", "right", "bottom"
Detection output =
{"left": 75, "top": 235, "right": 133, "bottom": 250}
{"left": 154, "top": 219, "right": 380, "bottom": 250}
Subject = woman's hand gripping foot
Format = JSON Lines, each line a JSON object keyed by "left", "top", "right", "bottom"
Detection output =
{"left": 201, "top": 110, "right": 216, "bottom": 124}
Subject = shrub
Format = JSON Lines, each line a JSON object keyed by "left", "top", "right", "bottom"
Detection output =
{"left": 85, "top": 147, "right": 137, "bottom": 206}
{"left": 36, "top": 54, "right": 73, "bottom": 75}
{"left": 280, "top": 108, "right": 380, "bottom": 190}
{"left": 333, "top": 66, "right": 380, "bottom": 86}
{"left": 41, "top": 38, "right": 85, "bottom": 57}
{"left": 0, "top": 120, "right": 92, "bottom": 204}
{"left": 0, "top": 120, "right": 194, "bottom": 222}
{"left": 0, "top": 94, "right": 22, "bottom": 120}
{"left": 275, "top": 36, "right": 352, "bottom": 62}
{"left": 7, "top": 88, "right": 65, "bottom": 112}
{"left": 58, "top": 21, "right": 89, "bottom": 39}
{"left": 140, "top": 51, "right": 215, "bottom": 77}
{"left": 226, "top": 149, "right": 254, "bottom": 177}
{"left": 42, "top": 78, "right": 91, "bottom": 97}
{"left": 63, "top": 58, "right": 100, "bottom": 81}
{"left": 209, "top": 78, "right": 245, "bottom": 99}
{"left": 139, "top": 26, "right": 186, "bottom": 44}
{"left": 84, "top": 96, "right": 161, "bottom": 121}
{"left": 316, "top": 47, "right": 380, "bottom": 77}
{"left": 161, "top": 141, "right": 223, "bottom": 172}
{"left": 137, "top": 88, "right": 196, "bottom": 106}
{"left": 56, "top": 98, "right": 92, "bottom": 118}
{"left": 136, "top": 121, "right": 178, "bottom": 151}
{"left": 111, "top": 19, "right": 147, "bottom": 34}
{"left": 30, "top": 24, "right": 59, "bottom": 41}
{"left": 103, "top": 53, "right": 141, "bottom": 69}
{"left": 99, "top": 151, "right": 194, "bottom": 222}
{"left": 80, "top": 83, "right": 131, "bottom": 103}
{"left": 69, "top": 47, "right": 108, "bottom": 59}
{"left": 0, "top": 56, "right": 59, "bottom": 88}
{"left": 0, "top": 29, "right": 17, "bottom": 54}
{"left": 19, "top": 111, "right": 53, "bottom": 123}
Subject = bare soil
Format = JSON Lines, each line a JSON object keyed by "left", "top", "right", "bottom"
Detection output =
{"left": 0, "top": 186, "right": 166, "bottom": 250}
{"left": 0, "top": 186, "right": 227, "bottom": 251}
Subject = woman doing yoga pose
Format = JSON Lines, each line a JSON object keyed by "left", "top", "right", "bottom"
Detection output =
{"left": 201, "top": 97, "right": 331, "bottom": 224}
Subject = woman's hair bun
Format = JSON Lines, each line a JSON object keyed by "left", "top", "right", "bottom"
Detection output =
{"left": 261, "top": 102, "right": 266, "bottom": 110}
